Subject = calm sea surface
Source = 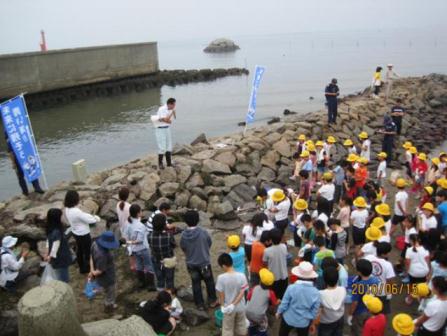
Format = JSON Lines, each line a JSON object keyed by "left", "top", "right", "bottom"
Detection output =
{"left": 1, "top": 30, "right": 446, "bottom": 200}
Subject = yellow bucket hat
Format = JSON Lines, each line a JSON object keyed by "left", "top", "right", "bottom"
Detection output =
{"left": 409, "top": 146, "right": 417, "bottom": 154}
{"left": 437, "top": 178, "right": 447, "bottom": 190}
{"left": 358, "top": 131, "right": 369, "bottom": 139}
{"left": 371, "top": 217, "right": 386, "bottom": 229}
{"left": 424, "top": 186, "right": 434, "bottom": 195}
{"left": 327, "top": 136, "right": 336, "bottom": 144}
{"left": 422, "top": 202, "right": 435, "bottom": 212}
{"left": 395, "top": 178, "right": 407, "bottom": 188}
{"left": 323, "top": 172, "right": 333, "bottom": 181}
{"left": 392, "top": 314, "right": 415, "bottom": 336}
{"left": 375, "top": 203, "right": 391, "bottom": 216}
{"left": 227, "top": 235, "right": 241, "bottom": 248}
{"left": 293, "top": 199, "right": 308, "bottom": 211}
{"left": 402, "top": 141, "right": 412, "bottom": 150}
{"left": 316, "top": 140, "right": 324, "bottom": 147}
{"left": 377, "top": 152, "right": 387, "bottom": 159}
{"left": 259, "top": 268, "right": 275, "bottom": 286}
{"left": 431, "top": 157, "right": 441, "bottom": 166}
{"left": 353, "top": 196, "right": 367, "bottom": 208}
{"left": 300, "top": 150, "right": 310, "bottom": 158}
{"left": 343, "top": 139, "right": 354, "bottom": 147}
{"left": 365, "top": 226, "right": 382, "bottom": 241}
{"left": 362, "top": 294, "right": 383, "bottom": 314}
{"left": 298, "top": 134, "right": 306, "bottom": 141}
{"left": 347, "top": 153, "right": 358, "bottom": 162}
{"left": 418, "top": 153, "right": 427, "bottom": 161}
{"left": 271, "top": 190, "right": 286, "bottom": 202}
{"left": 411, "top": 282, "right": 430, "bottom": 298}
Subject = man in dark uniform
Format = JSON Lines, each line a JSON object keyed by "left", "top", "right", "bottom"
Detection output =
{"left": 390, "top": 98, "right": 405, "bottom": 135}
{"left": 4, "top": 132, "right": 44, "bottom": 196}
{"left": 325, "top": 78, "right": 340, "bottom": 124}
{"left": 378, "top": 115, "right": 397, "bottom": 164}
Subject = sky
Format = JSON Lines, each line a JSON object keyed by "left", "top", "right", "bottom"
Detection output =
{"left": 0, "top": 0, "right": 446, "bottom": 54}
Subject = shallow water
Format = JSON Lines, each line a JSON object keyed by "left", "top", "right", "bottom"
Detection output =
{"left": 1, "top": 29, "right": 446, "bottom": 200}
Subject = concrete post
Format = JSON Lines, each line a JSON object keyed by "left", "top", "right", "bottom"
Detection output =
{"left": 18, "top": 280, "right": 87, "bottom": 336}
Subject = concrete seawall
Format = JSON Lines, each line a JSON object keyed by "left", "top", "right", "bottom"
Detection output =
{"left": 0, "top": 42, "right": 159, "bottom": 99}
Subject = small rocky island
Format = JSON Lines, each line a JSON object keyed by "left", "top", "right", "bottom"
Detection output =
{"left": 203, "top": 38, "right": 240, "bottom": 53}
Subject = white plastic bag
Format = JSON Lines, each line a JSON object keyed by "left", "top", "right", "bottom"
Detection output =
{"left": 40, "top": 263, "right": 57, "bottom": 285}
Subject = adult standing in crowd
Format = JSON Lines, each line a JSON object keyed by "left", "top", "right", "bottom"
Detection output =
{"left": 378, "top": 114, "right": 397, "bottom": 164}
{"left": 325, "top": 78, "right": 340, "bottom": 125}
{"left": 64, "top": 190, "right": 100, "bottom": 274}
{"left": 45, "top": 208, "right": 73, "bottom": 283}
{"left": 116, "top": 186, "right": 131, "bottom": 241}
{"left": 390, "top": 98, "right": 405, "bottom": 135}
{"left": 154, "top": 98, "right": 176, "bottom": 170}
{"left": 385, "top": 64, "right": 399, "bottom": 100}
{"left": 0, "top": 236, "right": 29, "bottom": 292}
{"left": 147, "top": 213, "right": 176, "bottom": 291}
{"left": 180, "top": 210, "right": 218, "bottom": 310}
{"left": 4, "top": 131, "right": 44, "bottom": 196}
{"left": 372, "top": 66, "right": 383, "bottom": 98}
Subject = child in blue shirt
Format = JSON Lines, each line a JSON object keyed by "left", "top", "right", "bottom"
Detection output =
{"left": 227, "top": 235, "right": 246, "bottom": 274}
{"left": 436, "top": 190, "right": 447, "bottom": 235}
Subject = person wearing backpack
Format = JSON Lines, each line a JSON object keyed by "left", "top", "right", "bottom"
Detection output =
{"left": 0, "top": 236, "right": 29, "bottom": 292}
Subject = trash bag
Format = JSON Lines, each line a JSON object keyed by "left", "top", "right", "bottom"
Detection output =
{"left": 40, "top": 263, "right": 57, "bottom": 285}
{"left": 84, "top": 278, "right": 99, "bottom": 300}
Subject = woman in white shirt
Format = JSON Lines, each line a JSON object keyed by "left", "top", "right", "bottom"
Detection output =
{"left": 116, "top": 187, "right": 131, "bottom": 240}
{"left": 405, "top": 234, "right": 430, "bottom": 305}
{"left": 242, "top": 213, "right": 264, "bottom": 262}
{"left": 350, "top": 197, "right": 369, "bottom": 257}
{"left": 64, "top": 190, "right": 99, "bottom": 274}
{"left": 414, "top": 276, "right": 447, "bottom": 335}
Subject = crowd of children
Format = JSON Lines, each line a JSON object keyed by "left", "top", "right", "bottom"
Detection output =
{"left": 216, "top": 133, "right": 447, "bottom": 336}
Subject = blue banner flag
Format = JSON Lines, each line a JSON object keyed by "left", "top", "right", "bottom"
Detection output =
{"left": 246, "top": 65, "right": 265, "bottom": 124}
{"left": 1, "top": 96, "right": 42, "bottom": 182}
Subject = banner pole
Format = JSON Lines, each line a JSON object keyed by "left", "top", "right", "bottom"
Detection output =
{"left": 20, "top": 94, "right": 49, "bottom": 190}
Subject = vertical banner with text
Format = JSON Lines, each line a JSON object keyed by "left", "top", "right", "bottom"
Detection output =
{"left": 0, "top": 95, "right": 42, "bottom": 182}
{"left": 245, "top": 65, "right": 265, "bottom": 126}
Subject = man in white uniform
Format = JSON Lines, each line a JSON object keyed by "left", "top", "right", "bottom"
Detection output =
{"left": 385, "top": 64, "right": 399, "bottom": 101}
{"left": 155, "top": 98, "right": 176, "bottom": 169}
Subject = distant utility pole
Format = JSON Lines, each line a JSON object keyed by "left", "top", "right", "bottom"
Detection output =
{"left": 40, "top": 30, "right": 47, "bottom": 52}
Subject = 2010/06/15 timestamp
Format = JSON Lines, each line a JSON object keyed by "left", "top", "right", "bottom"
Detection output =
{"left": 351, "top": 283, "right": 419, "bottom": 296}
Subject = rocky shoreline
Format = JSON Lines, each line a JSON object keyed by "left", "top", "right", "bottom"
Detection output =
{"left": 24, "top": 68, "right": 249, "bottom": 111}
{"left": 1, "top": 74, "right": 447, "bottom": 242}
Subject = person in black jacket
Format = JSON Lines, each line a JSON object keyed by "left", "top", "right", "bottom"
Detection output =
{"left": 45, "top": 208, "right": 72, "bottom": 283}
{"left": 140, "top": 290, "right": 176, "bottom": 335}
{"left": 325, "top": 79, "right": 340, "bottom": 124}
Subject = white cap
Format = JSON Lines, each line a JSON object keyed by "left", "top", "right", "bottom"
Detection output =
{"left": 2, "top": 236, "right": 18, "bottom": 249}
{"left": 387, "top": 64, "right": 393, "bottom": 67}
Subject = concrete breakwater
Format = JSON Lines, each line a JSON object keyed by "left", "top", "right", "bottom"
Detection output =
{"left": 24, "top": 68, "right": 249, "bottom": 111}
{"left": 0, "top": 74, "right": 446, "bottom": 243}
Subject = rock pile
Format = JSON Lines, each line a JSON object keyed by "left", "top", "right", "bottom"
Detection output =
{"left": 204, "top": 38, "right": 240, "bottom": 53}
{"left": 1, "top": 74, "right": 447, "bottom": 251}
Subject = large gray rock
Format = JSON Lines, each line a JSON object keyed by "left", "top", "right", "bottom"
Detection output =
{"left": 159, "top": 182, "right": 180, "bottom": 197}
{"left": 13, "top": 202, "right": 63, "bottom": 223}
{"left": 202, "top": 159, "right": 232, "bottom": 174}
{"left": 82, "top": 319, "right": 120, "bottom": 336}
{"left": 260, "top": 150, "right": 279, "bottom": 170}
{"left": 189, "top": 195, "right": 207, "bottom": 212}
{"left": 257, "top": 167, "right": 276, "bottom": 182}
{"left": 103, "top": 173, "right": 126, "bottom": 186}
{"left": 225, "top": 191, "right": 245, "bottom": 209}
{"left": 0, "top": 310, "right": 18, "bottom": 336}
{"left": 159, "top": 167, "right": 177, "bottom": 183}
{"left": 185, "top": 172, "right": 205, "bottom": 189}
{"left": 183, "top": 307, "right": 210, "bottom": 326}
{"left": 232, "top": 184, "right": 257, "bottom": 202}
{"left": 175, "top": 190, "right": 191, "bottom": 208}
{"left": 190, "top": 133, "right": 209, "bottom": 146}
{"left": 127, "top": 171, "right": 146, "bottom": 183}
{"left": 105, "top": 316, "right": 156, "bottom": 336}
{"left": 214, "top": 151, "right": 236, "bottom": 167}
{"left": 273, "top": 138, "right": 293, "bottom": 157}
{"left": 192, "top": 150, "right": 216, "bottom": 161}
{"left": 18, "top": 281, "right": 87, "bottom": 336}
{"left": 8, "top": 224, "right": 46, "bottom": 240}
{"left": 203, "top": 38, "right": 240, "bottom": 53}
{"left": 99, "top": 199, "right": 117, "bottom": 221}
{"left": 223, "top": 174, "right": 247, "bottom": 188}
{"left": 139, "top": 173, "right": 160, "bottom": 201}
{"left": 213, "top": 219, "right": 242, "bottom": 231}
{"left": 90, "top": 219, "right": 107, "bottom": 240}
{"left": 176, "top": 165, "right": 192, "bottom": 184}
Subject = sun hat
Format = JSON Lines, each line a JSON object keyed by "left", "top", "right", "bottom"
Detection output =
{"left": 1, "top": 236, "right": 18, "bottom": 249}
{"left": 347, "top": 153, "right": 358, "bottom": 162}
{"left": 402, "top": 141, "right": 412, "bottom": 150}
{"left": 307, "top": 144, "right": 316, "bottom": 152}
{"left": 259, "top": 268, "right": 275, "bottom": 286}
{"left": 409, "top": 146, "right": 417, "bottom": 154}
{"left": 323, "top": 172, "right": 333, "bottom": 181}
{"left": 343, "top": 139, "right": 354, "bottom": 147}
{"left": 418, "top": 153, "right": 427, "bottom": 161}
{"left": 293, "top": 199, "right": 308, "bottom": 211}
{"left": 431, "top": 157, "right": 441, "bottom": 166}
{"left": 358, "top": 131, "right": 369, "bottom": 139}
{"left": 298, "top": 134, "right": 306, "bottom": 141}
{"left": 365, "top": 227, "right": 383, "bottom": 241}
{"left": 300, "top": 150, "right": 310, "bottom": 158}
{"left": 421, "top": 202, "right": 435, "bottom": 212}
{"left": 362, "top": 294, "right": 383, "bottom": 314}
{"left": 315, "top": 140, "right": 324, "bottom": 147}
{"left": 371, "top": 217, "right": 386, "bottom": 229}
{"left": 353, "top": 196, "right": 367, "bottom": 208}
{"left": 411, "top": 282, "right": 430, "bottom": 299}
{"left": 395, "top": 178, "right": 407, "bottom": 188}
{"left": 359, "top": 157, "right": 369, "bottom": 165}
{"left": 437, "top": 178, "right": 447, "bottom": 190}
{"left": 327, "top": 136, "right": 336, "bottom": 144}
{"left": 271, "top": 190, "right": 286, "bottom": 202}
{"left": 97, "top": 231, "right": 119, "bottom": 250}
{"left": 306, "top": 140, "right": 314, "bottom": 146}
{"left": 377, "top": 152, "right": 387, "bottom": 159}
{"left": 424, "top": 186, "right": 434, "bottom": 195}
{"left": 227, "top": 235, "right": 241, "bottom": 249}
{"left": 291, "top": 261, "right": 318, "bottom": 279}
{"left": 375, "top": 203, "right": 391, "bottom": 216}
{"left": 392, "top": 314, "right": 415, "bottom": 336}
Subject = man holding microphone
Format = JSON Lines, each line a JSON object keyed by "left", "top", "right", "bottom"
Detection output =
{"left": 153, "top": 98, "right": 176, "bottom": 169}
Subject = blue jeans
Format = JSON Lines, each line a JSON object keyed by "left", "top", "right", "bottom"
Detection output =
{"left": 134, "top": 249, "right": 154, "bottom": 273}
{"left": 318, "top": 316, "right": 344, "bottom": 336}
{"left": 54, "top": 267, "right": 70, "bottom": 283}
{"left": 152, "top": 257, "right": 175, "bottom": 290}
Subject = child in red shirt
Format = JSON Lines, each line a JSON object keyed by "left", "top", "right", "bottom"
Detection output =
{"left": 362, "top": 295, "right": 387, "bottom": 336}
{"left": 413, "top": 153, "right": 428, "bottom": 195}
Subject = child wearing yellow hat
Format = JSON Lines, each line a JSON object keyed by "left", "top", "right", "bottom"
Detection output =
{"left": 376, "top": 152, "right": 388, "bottom": 186}
{"left": 393, "top": 313, "right": 415, "bottom": 335}
{"left": 296, "top": 134, "right": 306, "bottom": 157}
{"left": 359, "top": 132, "right": 371, "bottom": 162}
{"left": 344, "top": 139, "right": 358, "bottom": 155}
{"left": 427, "top": 157, "right": 442, "bottom": 186}
{"left": 391, "top": 178, "right": 409, "bottom": 236}
{"left": 245, "top": 268, "right": 279, "bottom": 334}
{"left": 227, "top": 235, "right": 246, "bottom": 275}
{"left": 412, "top": 153, "right": 429, "bottom": 195}
{"left": 419, "top": 203, "right": 438, "bottom": 251}
{"left": 351, "top": 197, "right": 369, "bottom": 258}
{"left": 361, "top": 294, "right": 387, "bottom": 336}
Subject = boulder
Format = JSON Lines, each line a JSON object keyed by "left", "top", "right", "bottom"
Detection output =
{"left": 139, "top": 173, "right": 160, "bottom": 201}
{"left": 19, "top": 275, "right": 41, "bottom": 292}
{"left": 13, "top": 202, "right": 63, "bottom": 223}
{"left": 213, "top": 219, "right": 242, "bottom": 231}
{"left": 225, "top": 191, "right": 245, "bottom": 209}
{"left": 176, "top": 286, "right": 194, "bottom": 302}
{"left": 21, "top": 256, "right": 42, "bottom": 276}
{"left": 190, "top": 133, "right": 209, "bottom": 146}
{"left": 127, "top": 171, "right": 146, "bottom": 183}
{"left": 202, "top": 159, "right": 232, "bottom": 174}
{"left": 232, "top": 184, "right": 257, "bottom": 202}
{"left": 273, "top": 138, "right": 293, "bottom": 157}
{"left": 257, "top": 167, "right": 276, "bottom": 182}
{"left": 203, "top": 38, "right": 240, "bottom": 53}
{"left": 207, "top": 195, "right": 222, "bottom": 215}
{"left": 98, "top": 199, "right": 117, "bottom": 221}
{"left": 192, "top": 150, "right": 216, "bottom": 161}
{"left": 190, "top": 187, "right": 208, "bottom": 200}
{"left": 82, "top": 319, "right": 120, "bottom": 336}
{"left": 188, "top": 195, "right": 207, "bottom": 212}
{"left": 198, "top": 211, "right": 212, "bottom": 228}
{"left": 214, "top": 151, "right": 236, "bottom": 167}
{"left": 105, "top": 316, "right": 156, "bottom": 336}
{"left": 8, "top": 224, "right": 46, "bottom": 240}
{"left": 159, "top": 167, "right": 177, "bottom": 183}
{"left": 174, "top": 190, "right": 191, "bottom": 208}
{"left": 159, "top": 182, "right": 180, "bottom": 197}
{"left": 223, "top": 174, "right": 247, "bottom": 188}
{"left": 176, "top": 165, "right": 192, "bottom": 184}
{"left": 81, "top": 199, "right": 100, "bottom": 215}
{"left": 260, "top": 150, "right": 279, "bottom": 170}
{"left": 90, "top": 219, "right": 107, "bottom": 240}
{"left": 154, "top": 197, "right": 172, "bottom": 208}
{"left": 185, "top": 172, "right": 205, "bottom": 189}
{"left": 0, "top": 309, "right": 18, "bottom": 336}
{"left": 182, "top": 308, "right": 210, "bottom": 326}
{"left": 102, "top": 173, "right": 126, "bottom": 186}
